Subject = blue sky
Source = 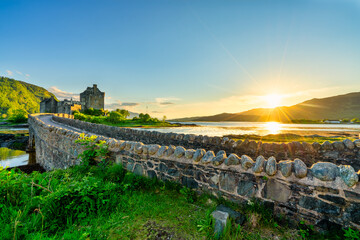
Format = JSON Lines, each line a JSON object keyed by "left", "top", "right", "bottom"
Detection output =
{"left": 1, "top": 0, "right": 359, "bottom": 118}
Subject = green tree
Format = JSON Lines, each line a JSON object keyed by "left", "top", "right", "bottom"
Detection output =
{"left": 107, "top": 111, "right": 126, "bottom": 123}
{"left": 116, "top": 109, "right": 130, "bottom": 118}
{"left": 7, "top": 109, "right": 28, "bottom": 123}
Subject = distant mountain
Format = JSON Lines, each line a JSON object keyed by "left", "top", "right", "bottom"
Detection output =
{"left": 0, "top": 76, "right": 56, "bottom": 114}
{"left": 172, "top": 92, "right": 360, "bottom": 122}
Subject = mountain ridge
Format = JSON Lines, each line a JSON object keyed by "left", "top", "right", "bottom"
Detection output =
{"left": 171, "top": 92, "right": 360, "bottom": 122}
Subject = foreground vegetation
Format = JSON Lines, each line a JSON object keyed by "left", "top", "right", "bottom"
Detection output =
{"left": 74, "top": 108, "right": 179, "bottom": 128}
{"left": 1, "top": 135, "right": 359, "bottom": 239}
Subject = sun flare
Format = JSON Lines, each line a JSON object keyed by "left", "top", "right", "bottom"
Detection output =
{"left": 264, "top": 94, "right": 282, "bottom": 108}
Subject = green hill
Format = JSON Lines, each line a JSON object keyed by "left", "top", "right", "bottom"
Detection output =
{"left": 0, "top": 76, "right": 56, "bottom": 114}
{"left": 172, "top": 92, "right": 360, "bottom": 123}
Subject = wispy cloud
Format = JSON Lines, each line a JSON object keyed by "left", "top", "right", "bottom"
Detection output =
{"left": 48, "top": 86, "right": 79, "bottom": 100}
{"left": 154, "top": 97, "right": 180, "bottom": 106}
{"left": 16, "top": 71, "right": 23, "bottom": 75}
{"left": 6, "top": 70, "right": 13, "bottom": 76}
{"left": 105, "top": 100, "right": 140, "bottom": 110}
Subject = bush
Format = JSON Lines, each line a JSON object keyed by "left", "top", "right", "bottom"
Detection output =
{"left": 106, "top": 111, "right": 126, "bottom": 123}
{"left": 7, "top": 109, "right": 28, "bottom": 123}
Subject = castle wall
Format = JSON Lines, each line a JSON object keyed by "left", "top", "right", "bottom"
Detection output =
{"left": 29, "top": 113, "right": 360, "bottom": 231}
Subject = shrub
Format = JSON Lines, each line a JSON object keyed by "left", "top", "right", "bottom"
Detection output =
{"left": 106, "top": 111, "right": 126, "bottom": 123}
{"left": 7, "top": 109, "right": 28, "bottom": 123}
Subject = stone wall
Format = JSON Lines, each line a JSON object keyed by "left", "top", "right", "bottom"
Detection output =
{"left": 52, "top": 115, "right": 360, "bottom": 171}
{"left": 29, "top": 114, "right": 360, "bottom": 231}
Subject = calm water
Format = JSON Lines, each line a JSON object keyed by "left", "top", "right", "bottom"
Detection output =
{"left": 139, "top": 122, "right": 360, "bottom": 137}
{"left": 0, "top": 147, "right": 29, "bottom": 168}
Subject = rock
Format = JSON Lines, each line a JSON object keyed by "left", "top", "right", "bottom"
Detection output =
{"left": 212, "top": 151, "right": 227, "bottom": 166}
{"left": 134, "top": 142, "right": 144, "bottom": 154}
{"left": 278, "top": 160, "right": 293, "bottom": 177}
{"left": 174, "top": 146, "right": 186, "bottom": 158}
{"left": 299, "top": 196, "right": 341, "bottom": 215}
{"left": 312, "top": 142, "right": 321, "bottom": 151}
{"left": 219, "top": 172, "right": 236, "bottom": 192}
{"left": 221, "top": 137, "right": 230, "bottom": 145}
{"left": 332, "top": 141, "right": 345, "bottom": 151}
{"left": 124, "top": 141, "right": 132, "bottom": 150}
{"left": 165, "top": 145, "right": 176, "bottom": 157}
{"left": 237, "top": 180, "right": 257, "bottom": 197}
{"left": 265, "top": 156, "right": 277, "bottom": 176}
{"left": 201, "top": 151, "right": 215, "bottom": 164}
{"left": 142, "top": 145, "right": 149, "bottom": 154}
{"left": 253, "top": 155, "right": 266, "bottom": 173}
{"left": 211, "top": 210, "right": 229, "bottom": 236}
{"left": 310, "top": 162, "right": 339, "bottom": 181}
{"left": 212, "top": 155, "right": 226, "bottom": 166}
{"left": 343, "top": 139, "right": 355, "bottom": 150}
{"left": 241, "top": 155, "right": 254, "bottom": 169}
{"left": 293, "top": 158, "right": 307, "bottom": 178}
{"left": 321, "top": 141, "right": 333, "bottom": 151}
{"left": 185, "top": 149, "right": 196, "bottom": 159}
{"left": 339, "top": 165, "right": 359, "bottom": 187}
{"left": 119, "top": 141, "right": 126, "bottom": 150}
{"left": 148, "top": 144, "right": 161, "bottom": 155}
{"left": 156, "top": 146, "right": 168, "bottom": 157}
{"left": 354, "top": 140, "right": 360, "bottom": 148}
{"left": 211, "top": 175, "right": 219, "bottom": 185}
{"left": 216, "top": 205, "right": 246, "bottom": 225}
{"left": 193, "top": 149, "right": 206, "bottom": 162}
{"left": 262, "top": 179, "right": 291, "bottom": 203}
{"left": 224, "top": 154, "right": 241, "bottom": 166}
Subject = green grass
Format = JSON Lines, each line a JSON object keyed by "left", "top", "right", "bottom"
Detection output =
{"left": 1, "top": 163, "right": 357, "bottom": 239}
{"left": 227, "top": 133, "right": 357, "bottom": 144}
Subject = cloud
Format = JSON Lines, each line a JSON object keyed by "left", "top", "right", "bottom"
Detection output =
{"left": 25, "top": 74, "right": 30, "bottom": 78}
{"left": 152, "top": 111, "right": 163, "bottom": 113}
{"left": 48, "top": 86, "right": 79, "bottom": 100}
{"left": 16, "top": 71, "right": 23, "bottom": 75}
{"left": 6, "top": 70, "right": 13, "bottom": 76}
{"left": 105, "top": 100, "right": 140, "bottom": 110}
{"left": 154, "top": 97, "right": 180, "bottom": 106}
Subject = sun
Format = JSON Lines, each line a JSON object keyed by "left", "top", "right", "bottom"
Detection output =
{"left": 264, "top": 94, "right": 282, "bottom": 108}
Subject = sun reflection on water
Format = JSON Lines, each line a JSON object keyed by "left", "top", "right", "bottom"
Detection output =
{"left": 265, "top": 122, "right": 281, "bottom": 135}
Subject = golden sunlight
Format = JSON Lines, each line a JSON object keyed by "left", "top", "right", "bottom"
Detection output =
{"left": 265, "top": 122, "right": 281, "bottom": 134}
{"left": 264, "top": 94, "right": 282, "bottom": 108}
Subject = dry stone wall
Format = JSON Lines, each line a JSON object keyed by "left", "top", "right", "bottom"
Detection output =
{"left": 29, "top": 114, "right": 360, "bottom": 231}
{"left": 52, "top": 115, "right": 360, "bottom": 171}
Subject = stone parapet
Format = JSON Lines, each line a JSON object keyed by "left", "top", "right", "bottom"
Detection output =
{"left": 28, "top": 114, "right": 360, "bottom": 230}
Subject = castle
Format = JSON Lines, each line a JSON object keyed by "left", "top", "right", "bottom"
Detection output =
{"left": 40, "top": 84, "right": 105, "bottom": 114}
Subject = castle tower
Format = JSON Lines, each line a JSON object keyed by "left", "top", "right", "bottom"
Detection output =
{"left": 80, "top": 84, "right": 105, "bottom": 110}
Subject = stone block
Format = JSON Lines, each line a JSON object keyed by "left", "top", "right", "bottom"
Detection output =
{"left": 237, "top": 180, "right": 257, "bottom": 198}
{"left": 262, "top": 179, "right": 291, "bottom": 203}
{"left": 219, "top": 172, "right": 236, "bottom": 192}
{"left": 310, "top": 162, "right": 339, "bottom": 181}
{"left": 299, "top": 196, "right": 341, "bottom": 215}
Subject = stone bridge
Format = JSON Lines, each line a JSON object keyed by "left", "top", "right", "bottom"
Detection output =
{"left": 28, "top": 113, "right": 360, "bottom": 231}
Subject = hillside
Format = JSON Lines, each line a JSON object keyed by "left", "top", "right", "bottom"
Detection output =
{"left": 0, "top": 76, "right": 56, "bottom": 114}
{"left": 172, "top": 92, "right": 360, "bottom": 122}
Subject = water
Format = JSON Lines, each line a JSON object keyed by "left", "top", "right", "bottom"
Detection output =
{"left": 139, "top": 122, "right": 360, "bottom": 137}
{"left": 0, "top": 147, "right": 29, "bottom": 168}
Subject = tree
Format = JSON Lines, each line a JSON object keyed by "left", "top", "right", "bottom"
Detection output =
{"left": 106, "top": 111, "right": 126, "bottom": 123}
{"left": 351, "top": 118, "right": 360, "bottom": 123}
{"left": 7, "top": 109, "right": 28, "bottom": 123}
{"left": 116, "top": 109, "right": 130, "bottom": 118}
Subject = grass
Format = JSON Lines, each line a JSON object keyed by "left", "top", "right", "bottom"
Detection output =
{"left": 226, "top": 133, "right": 357, "bottom": 144}
{"left": 1, "top": 162, "right": 358, "bottom": 240}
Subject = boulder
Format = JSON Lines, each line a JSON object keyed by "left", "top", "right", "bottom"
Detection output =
{"left": 265, "top": 156, "right": 277, "bottom": 176}
{"left": 201, "top": 151, "right": 215, "bottom": 164}
{"left": 211, "top": 210, "right": 229, "bottom": 236}
{"left": 279, "top": 160, "right": 293, "bottom": 177}
{"left": 321, "top": 141, "right": 333, "bottom": 151}
{"left": 212, "top": 153, "right": 226, "bottom": 166}
{"left": 241, "top": 155, "right": 254, "bottom": 169}
{"left": 216, "top": 204, "right": 246, "bottom": 225}
{"left": 293, "top": 158, "right": 307, "bottom": 178}
{"left": 354, "top": 140, "right": 360, "bottom": 148}
{"left": 224, "top": 153, "right": 241, "bottom": 166}
{"left": 134, "top": 142, "right": 144, "bottom": 154}
{"left": 165, "top": 145, "right": 176, "bottom": 157}
{"left": 156, "top": 146, "right": 168, "bottom": 157}
{"left": 310, "top": 162, "right": 339, "bottom": 181}
{"left": 148, "top": 144, "right": 161, "bottom": 155}
{"left": 185, "top": 149, "right": 196, "bottom": 159}
{"left": 253, "top": 155, "right": 266, "bottom": 173}
{"left": 174, "top": 146, "right": 186, "bottom": 158}
{"left": 332, "top": 141, "right": 345, "bottom": 151}
{"left": 193, "top": 149, "right": 206, "bottom": 162}
{"left": 339, "top": 165, "right": 359, "bottom": 187}
{"left": 343, "top": 139, "right": 355, "bottom": 150}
